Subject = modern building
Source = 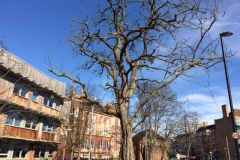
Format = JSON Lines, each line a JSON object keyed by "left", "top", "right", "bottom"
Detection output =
{"left": 63, "top": 94, "right": 121, "bottom": 160}
{"left": 0, "top": 49, "right": 66, "bottom": 160}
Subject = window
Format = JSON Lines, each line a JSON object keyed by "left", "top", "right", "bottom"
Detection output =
{"left": 6, "top": 111, "right": 21, "bottom": 126}
{"left": 74, "top": 108, "right": 79, "bottom": 117}
{"left": 13, "top": 146, "right": 27, "bottom": 158}
{"left": 99, "top": 125, "right": 104, "bottom": 136}
{"left": 106, "top": 118, "right": 110, "bottom": 124}
{"left": 6, "top": 111, "right": 37, "bottom": 129}
{"left": 105, "top": 141, "right": 109, "bottom": 150}
{"left": 44, "top": 96, "right": 60, "bottom": 110}
{"left": 52, "top": 99, "right": 60, "bottom": 110}
{"left": 83, "top": 139, "right": 88, "bottom": 149}
{"left": 100, "top": 116, "right": 104, "bottom": 123}
{"left": 42, "top": 120, "right": 56, "bottom": 133}
{"left": 98, "top": 140, "right": 103, "bottom": 150}
{"left": 44, "top": 96, "right": 53, "bottom": 107}
{"left": 34, "top": 147, "right": 46, "bottom": 158}
{"left": 13, "top": 83, "right": 29, "bottom": 98}
{"left": 112, "top": 118, "right": 115, "bottom": 125}
{"left": 118, "top": 119, "right": 121, "bottom": 126}
{"left": 32, "top": 89, "right": 38, "bottom": 102}
{"left": 105, "top": 127, "right": 109, "bottom": 136}
{"left": 117, "top": 141, "right": 121, "bottom": 151}
{"left": 91, "top": 124, "right": 95, "bottom": 135}
{"left": 111, "top": 140, "right": 115, "bottom": 151}
{"left": 90, "top": 140, "right": 95, "bottom": 150}
{"left": 0, "top": 142, "right": 9, "bottom": 157}
{"left": 24, "top": 116, "right": 37, "bottom": 129}
{"left": 48, "top": 148, "right": 54, "bottom": 158}
{"left": 92, "top": 114, "right": 96, "bottom": 121}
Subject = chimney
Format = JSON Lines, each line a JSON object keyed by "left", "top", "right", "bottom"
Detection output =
{"left": 196, "top": 124, "right": 202, "bottom": 130}
{"left": 203, "top": 122, "right": 208, "bottom": 127}
{"left": 222, "top": 104, "right": 229, "bottom": 118}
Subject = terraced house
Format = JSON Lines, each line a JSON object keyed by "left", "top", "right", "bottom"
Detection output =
{"left": 0, "top": 49, "right": 66, "bottom": 160}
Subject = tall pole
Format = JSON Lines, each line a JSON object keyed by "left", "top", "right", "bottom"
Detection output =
{"left": 220, "top": 31, "right": 239, "bottom": 159}
{"left": 145, "top": 130, "right": 148, "bottom": 160}
{"left": 224, "top": 148, "right": 228, "bottom": 160}
{"left": 226, "top": 136, "right": 230, "bottom": 160}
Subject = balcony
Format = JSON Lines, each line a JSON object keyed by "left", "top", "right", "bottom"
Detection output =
{"left": 4, "top": 125, "right": 38, "bottom": 140}
{"left": 3, "top": 125, "right": 59, "bottom": 143}
{"left": 42, "top": 132, "right": 56, "bottom": 142}
{"left": 6, "top": 94, "right": 60, "bottom": 117}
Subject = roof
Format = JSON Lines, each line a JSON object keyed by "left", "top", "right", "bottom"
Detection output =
{"left": 132, "top": 129, "right": 165, "bottom": 144}
{"left": 0, "top": 49, "right": 66, "bottom": 96}
{"left": 196, "top": 124, "right": 216, "bottom": 132}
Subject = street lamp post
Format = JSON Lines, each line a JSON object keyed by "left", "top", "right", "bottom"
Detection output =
{"left": 219, "top": 31, "right": 240, "bottom": 160}
{"left": 145, "top": 131, "right": 148, "bottom": 160}
{"left": 224, "top": 148, "right": 228, "bottom": 160}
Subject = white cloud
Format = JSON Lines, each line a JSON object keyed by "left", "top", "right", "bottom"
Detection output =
{"left": 178, "top": 84, "right": 240, "bottom": 125}
{"left": 179, "top": 93, "right": 225, "bottom": 124}
{"left": 214, "top": 22, "right": 240, "bottom": 27}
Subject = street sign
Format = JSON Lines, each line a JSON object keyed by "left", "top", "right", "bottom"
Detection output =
{"left": 232, "top": 132, "right": 239, "bottom": 139}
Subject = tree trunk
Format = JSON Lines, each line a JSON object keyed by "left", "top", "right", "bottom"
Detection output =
{"left": 120, "top": 103, "right": 135, "bottom": 160}
{"left": 121, "top": 122, "right": 135, "bottom": 159}
{"left": 149, "top": 149, "right": 153, "bottom": 160}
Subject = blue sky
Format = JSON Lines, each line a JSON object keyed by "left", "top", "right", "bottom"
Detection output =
{"left": 1, "top": 0, "right": 240, "bottom": 125}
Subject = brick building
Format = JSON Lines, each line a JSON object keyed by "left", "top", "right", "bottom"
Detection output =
{"left": 63, "top": 95, "right": 121, "bottom": 160}
{"left": 170, "top": 105, "right": 240, "bottom": 160}
{"left": 133, "top": 130, "right": 168, "bottom": 160}
{"left": 0, "top": 49, "right": 66, "bottom": 160}
{"left": 194, "top": 123, "right": 218, "bottom": 159}
{"left": 214, "top": 104, "right": 240, "bottom": 160}
{"left": 170, "top": 132, "right": 196, "bottom": 160}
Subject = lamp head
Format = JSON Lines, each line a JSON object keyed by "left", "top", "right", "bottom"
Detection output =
{"left": 220, "top": 31, "right": 233, "bottom": 37}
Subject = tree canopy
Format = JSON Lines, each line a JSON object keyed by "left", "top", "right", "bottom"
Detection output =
{"left": 50, "top": 0, "right": 224, "bottom": 158}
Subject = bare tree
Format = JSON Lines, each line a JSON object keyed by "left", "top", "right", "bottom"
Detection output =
{"left": 134, "top": 82, "right": 183, "bottom": 160}
{"left": 59, "top": 85, "right": 90, "bottom": 160}
{"left": 50, "top": 0, "right": 225, "bottom": 158}
{"left": 180, "top": 111, "right": 202, "bottom": 160}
